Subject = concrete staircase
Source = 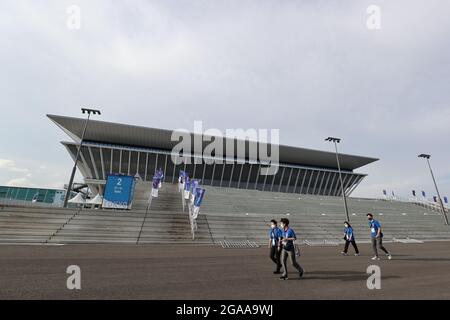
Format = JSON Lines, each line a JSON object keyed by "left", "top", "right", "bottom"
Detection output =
{"left": 1, "top": 183, "right": 450, "bottom": 245}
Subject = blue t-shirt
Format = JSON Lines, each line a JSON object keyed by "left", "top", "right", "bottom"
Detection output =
{"left": 369, "top": 219, "right": 381, "bottom": 238}
{"left": 282, "top": 227, "right": 297, "bottom": 251}
{"left": 268, "top": 227, "right": 282, "bottom": 246}
{"left": 344, "top": 226, "right": 355, "bottom": 241}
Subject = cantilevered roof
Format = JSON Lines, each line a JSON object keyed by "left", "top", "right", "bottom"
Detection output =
{"left": 48, "top": 114, "right": 378, "bottom": 171}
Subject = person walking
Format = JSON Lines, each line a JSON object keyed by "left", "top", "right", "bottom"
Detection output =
{"left": 341, "top": 221, "right": 360, "bottom": 256}
{"left": 367, "top": 213, "right": 392, "bottom": 260}
{"left": 279, "top": 218, "right": 304, "bottom": 280}
{"left": 268, "top": 219, "right": 282, "bottom": 274}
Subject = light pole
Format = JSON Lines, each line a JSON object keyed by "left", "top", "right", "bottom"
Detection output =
{"left": 63, "top": 108, "right": 101, "bottom": 208}
{"left": 325, "top": 137, "right": 350, "bottom": 222}
{"left": 418, "top": 154, "right": 449, "bottom": 226}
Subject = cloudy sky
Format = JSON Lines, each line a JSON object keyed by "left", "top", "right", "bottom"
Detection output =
{"left": 0, "top": 0, "right": 449, "bottom": 199}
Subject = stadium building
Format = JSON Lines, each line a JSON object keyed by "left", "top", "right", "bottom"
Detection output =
{"left": 48, "top": 114, "right": 377, "bottom": 197}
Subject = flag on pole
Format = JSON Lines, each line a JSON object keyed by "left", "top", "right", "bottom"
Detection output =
{"left": 178, "top": 171, "right": 185, "bottom": 191}
{"left": 184, "top": 180, "right": 191, "bottom": 200}
{"left": 192, "top": 188, "right": 205, "bottom": 219}
{"left": 190, "top": 180, "right": 200, "bottom": 203}
{"left": 156, "top": 168, "right": 164, "bottom": 188}
{"left": 151, "top": 176, "right": 160, "bottom": 198}
{"left": 422, "top": 191, "right": 426, "bottom": 197}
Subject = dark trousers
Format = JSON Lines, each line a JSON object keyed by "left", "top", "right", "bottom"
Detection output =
{"left": 343, "top": 240, "right": 359, "bottom": 254}
{"left": 269, "top": 245, "right": 282, "bottom": 272}
{"left": 281, "top": 248, "right": 303, "bottom": 277}
{"left": 371, "top": 237, "right": 389, "bottom": 257}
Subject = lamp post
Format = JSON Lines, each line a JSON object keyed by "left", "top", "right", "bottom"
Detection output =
{"left": 418, "top": 154, "right": 449, "bottom": 226}
{"left": 325, "top": 137, "right": 350, "bottom": 222}
{"left": 63, "top": 108, "right": 101, "bottom": 208}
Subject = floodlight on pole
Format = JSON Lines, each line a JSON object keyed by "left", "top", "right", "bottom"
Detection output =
{"left": 325, "top": 137, "right": 350, "bottom": 222}
{"left": 63, "top": 108, "right": 102, "bottom": 208}
{"left": 418, "top": 154, "right": 449, "bottom": 226}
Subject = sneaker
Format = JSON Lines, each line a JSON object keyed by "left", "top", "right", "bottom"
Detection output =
{"left": 279, "top": 276, "right": 288, "bottom": 280}
{"left": 273, "top": 270, "right": 281, "bottom": 274}
{"left": 371, "top": 256, "right": 380, "bottom": 260}
{"left": 299, "top": 269, "right": 304, "bottom": 278}
{"left": 341, "top": 251, "right": 347, "bottom": 255}
{"left": 387, "top": 254, "right": 392, "bottom": 260}
{"left": 354, "top": 253, "right": 360, "bottom": 256}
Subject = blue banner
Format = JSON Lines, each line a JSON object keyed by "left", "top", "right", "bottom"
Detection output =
{"left": 194, "top": 188, "right": 205, "bottom": 207}
{"left": 412, "top": 190, "right": 416, "bottom": 197}
{"left": 190, "top": 180, "right": 200, "bottom": 195}
{"left": 433, "top": 196, "right": 437, "bottom": 202}
{"left": 102, "top": 174, "right": 135, "bottom": 209}
{"left": 444, "top": 196, "right": 448, "bottom": 204}
{"left": 382, "top": 190, "right": 386, "bottom": 195}
{"left": 422, "top": 191, "right": 426, "bottom": 197}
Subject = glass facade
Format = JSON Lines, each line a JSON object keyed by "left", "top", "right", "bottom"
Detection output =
{"left": 0, "top": 186, "right": 65, "bottom": 204}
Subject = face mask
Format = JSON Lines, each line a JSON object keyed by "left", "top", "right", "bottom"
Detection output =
{"left": 368, "top": 217, "right": 373, "bottom": 221}
{"left": 280, "top": 224, "right": 284, "bottom": 229}
{"left": 270, "top": 224, "right": 276, "bottom": 229}
{"left": 344, "top": 225, "right": 348, "bottom": 228}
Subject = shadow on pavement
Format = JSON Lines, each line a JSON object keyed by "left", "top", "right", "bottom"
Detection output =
{"left": 286, "top": 270, "right": 402, "bottom": 281}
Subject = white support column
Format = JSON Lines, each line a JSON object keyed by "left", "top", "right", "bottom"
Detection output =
{"left": 293, "top": 169, "right": 301, "bottom": 193}
{"left": 299, "top": 169, "right": 308, "bottom": 194}
{"left": 110, "top": 148, "right": 113, "bottom": 174}
{"left": 163, "top": 154, "right": 168, "bottom": 182}
{"left": 119, "top": 150, "right": 123, "bottom": 174}
{"left": 318, "top": 171, "right": 330, "bottom": 196}
{"left": 193, "top": 158, "right": 197, "bottom": 179}
{"left": 145, "top": 153, "right": 149, "bottom": 181}
{"left": 342, "top": 174, "right": 353, "bottom": 196}
{"left": 136, "top": 152, "right": 140, "bottom": 176}
{"left": 201, "top": 162, "right": 207, "bottom": 183}
{"left": 254, "top": 165, "right": 260, "bottom": 190}
{"left": 305, "top": 170, "right": 315, "bottom": 194}
{"left": 210, "top": 162, "right": 216, "bottom": 186}
{"left": 270, "top": 166, "right": 277, "bottom": 192}
{"left": 285, "top": 167, "right": 293, "bottom": 193}
{"left": 228, "top": 163, "right": 235, "bottom": 187}
{"left": 127, "top": 151, "right": 131, "bottom": 176}
{"left": 171, "top": 156, "right": 177, "bottom": 183}
{"left": 220, "top": 163, "right": 226, "bottom": 187}
{"left": 347, "top": 175, "right": 364, "bottom": 196}
{"left": 327, "top": 172, "right": 338, "bottom": 196}
{"left": 312, "top": 170, "right": 322, "bottom": 195}
{"left": 237, "top": 163, "right": 244, "bottom": 188}
{"left": 334, "top": 173, "right": 349, "bottom": 196}
{"left": 155, "top": 153, "right": 159, "bottom": 175}
{"left": 79, "top": 147, "right": 94, "bottom": 179}
{"left": 99, "top": 147, "right": 106, "bottom": 180}
{"left": 246, "top": 164, "right": 253, "bottom": 189}
{"left": 344, "top": 174, "right": 357, "bottom": 196}
{"left": 88, "top": 146, "right": 100, "bottom": 180}
{"left": 262, "top": 168, "right": 269, "bottom": 191}
{"left": 278, "top": 167, "right": 286, "bottom": 192}
{"left": 323, "top": 171, "right": 332, "bottom": 196}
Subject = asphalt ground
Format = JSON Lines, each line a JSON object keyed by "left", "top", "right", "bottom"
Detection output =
{"left": 0, "top": 241, "right": 449, "bottom": 299}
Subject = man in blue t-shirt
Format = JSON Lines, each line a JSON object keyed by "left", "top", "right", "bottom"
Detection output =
{"left": 268, "top": 219, "right": 282, "bottom": 274}
{"left": 367, "top": 213, "right": 392, "bottom": 260}
{"left": 279, "top": 218, "right": 304, "bottom": 280}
